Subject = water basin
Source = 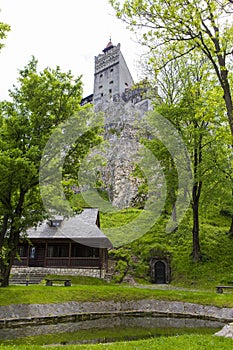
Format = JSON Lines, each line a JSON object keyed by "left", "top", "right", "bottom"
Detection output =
{"left": 0, "top": 315, "right": 226, "bottom": 345}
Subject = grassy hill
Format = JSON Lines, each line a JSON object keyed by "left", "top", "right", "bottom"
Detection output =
{"left": 69, "top": 191, "right": 233, "bottom": 289}
{"left": 100, "top": 206, "right": 233, "bottom": 289}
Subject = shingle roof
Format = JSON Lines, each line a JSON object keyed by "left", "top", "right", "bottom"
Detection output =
{"left": 27, "top": 208, "right": 112, "bottom": 249}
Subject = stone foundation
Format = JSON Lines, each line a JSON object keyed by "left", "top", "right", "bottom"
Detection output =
{"left": 11, "top": 267, "right": 105, "bottom": 279}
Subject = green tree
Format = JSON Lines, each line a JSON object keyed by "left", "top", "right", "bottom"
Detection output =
{"left": 111, "top": 0, "right": 233, "bottom": 235}
{"left": 0, "top": 58, "right": 99, "bottom": 287}
{"left": 110, "top": 0, "right": 233, "bottom": 135}
{"left": 144, "top": 55, "right": 230, "bottom": 261}
{"left": 0, "top": 21, "right": 10, "bottom": 51}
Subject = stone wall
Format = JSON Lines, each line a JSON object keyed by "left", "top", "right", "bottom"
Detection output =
{"left": 0, "top": 299, "right": 233, "bottom": 328}
{"left": 11, "top": 267, "right": 105, "bottom": 278}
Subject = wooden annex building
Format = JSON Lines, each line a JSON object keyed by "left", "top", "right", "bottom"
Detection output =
{"left": 13, "top": 208, "right": 113, "bottom": 278}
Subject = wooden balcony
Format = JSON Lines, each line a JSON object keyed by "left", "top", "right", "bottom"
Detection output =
{"left": 45, "top": 257, "right": 100, "bottom": 268}
{"left": 14, "top": 258, "right": 28, "bottom": 267}
{"left": 14, "top": 257, "right": 101, "bottom": 268}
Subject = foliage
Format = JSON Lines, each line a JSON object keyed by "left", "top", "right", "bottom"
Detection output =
{"left": 101, "top": 209, "right": 141, "bottom": 228}
{"left": 110, "top": 1, "right": 233, "bottom": 239}
{"left": 109, "top": 248, "right": 133, "bottom": 282}
{"left": 100, "top": 204, "right": 233, "bottom": 289}
{"left": 0, "top": 21, "right": 10, "bottom": 51}
{"left": 142, "top": 49, "right": 232, "bottom": 259}
{"left": 112, "top": 260, "right": 128, "bottom": 283}
{"left": 0, "top": 58, "right": 100, "bottom": 286}
{"left": 140, "top": 135, "right": 178, "bottom": 216}
{"left": 110, "top": 0, "right": 233, "bottom": 134}
{"left": 69, "top": 189, "right": 110, "bottom": 212}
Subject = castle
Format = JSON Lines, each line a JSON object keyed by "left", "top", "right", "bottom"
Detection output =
{"left": 81, "top": 40, "right": 153, "bottom": 208}
{"left": 11, "top": 42, "right": 160, "bottom": 281}
{"left": 81, "top": 40, "right": 151, "bottom": 110}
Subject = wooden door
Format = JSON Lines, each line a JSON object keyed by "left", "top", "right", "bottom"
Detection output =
{"left": 155, "top": 261, "right": 166, "bottom": 284}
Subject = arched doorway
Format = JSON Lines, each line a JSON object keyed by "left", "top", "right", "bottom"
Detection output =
{"left": 150, "top": 255, "right": 171, "bottom": 284}
{"left": 154, "top": 261, "right": 166, "bottom": 284}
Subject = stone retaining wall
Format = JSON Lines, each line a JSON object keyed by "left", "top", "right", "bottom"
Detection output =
{"left": 0, "top": 299, "right": 233, "bottom": 328}
{"left": 11, "top": 267, "right": 104, "bottom": 278}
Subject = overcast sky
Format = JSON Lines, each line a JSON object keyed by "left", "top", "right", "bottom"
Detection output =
{"left": 0, "top": 0, "right": 143, "bottom": 100}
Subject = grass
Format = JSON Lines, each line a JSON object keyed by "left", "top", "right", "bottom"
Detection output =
{"left": 68, "top": 197, "right": 233, "bottom": 291}
{"left": 1, "top": 283, "right": 233, "bottom": 308}
{"left": 1, "top": 206, "right": 233, "bottom": 349}
{"left": 43, "top": 275, "right": 108, "bottom": 286}
{"left": 99, "top": 206, "right": 233, "bottom": 290}
{"left": 100, "top": 209, "right": 141, "bottom": 228}
{"left": 2, "top": 206, "right": 233, "bottom": 348}
{"left": 0, "top": 326, "right": 219, "bottom": 346}
{"left": 0, "top": 335, "right": 233, "bottom": 349}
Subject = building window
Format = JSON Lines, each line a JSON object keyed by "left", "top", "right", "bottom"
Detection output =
{"left": 47, "top": 244, "right": 69, "bottom": 257}
{"left": 71, "top": 244, "right": 99, "bottom": 258}
{"left": 101, "top": 93, "right": 103, "bottom": 97}
{"left": 109, "top": 89, "right": 112, "bottom": 94}
{"left": 47, "top": 219, "right": 63, "bottom": 227}
{"left": 110, "top": 68, "right": 113, "bottom": 72}
{"left": 51, "top": 220, "right": 62, "bottom": 227}
{"left": 99, "top": 85, "right": 103, "bottom": 89}
{"left": 109, "top": 80, "right": 113, "bottom": 84}
{"left": 18, "top": 245, "right": 27, "bottom": 257}
{"left": 30, "top": 247, "right": 36, "bottom": 259}
{"left": 100, "top": 74, "right": 103, "bottom": 78}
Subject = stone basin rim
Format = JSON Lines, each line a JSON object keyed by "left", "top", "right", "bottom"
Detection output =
{"left": 0, "top": 299, "right": 232, "bottom": 328}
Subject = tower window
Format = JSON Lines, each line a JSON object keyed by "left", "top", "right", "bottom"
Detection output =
{"left": 48, "top": 219, "right": 63, "bottom": 227}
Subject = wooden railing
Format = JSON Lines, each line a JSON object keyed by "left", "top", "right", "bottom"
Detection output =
{"left": 14, "top": 258, "right": 28, "bottom": 266}
{"left": 14, "top": 257, "right": 101, "bottom": 268}
{"left": 45, "top": 257, "right": 100, "bottom": 268}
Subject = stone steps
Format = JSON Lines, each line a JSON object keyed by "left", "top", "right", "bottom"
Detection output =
{"left": 9, "top": 273, "right": 46, "bottom": 285}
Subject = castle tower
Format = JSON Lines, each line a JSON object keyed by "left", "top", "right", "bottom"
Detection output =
{"left": 79, "top": 41, "right": 153, "bottom": 209}
{"left": 93, "top": 40, "right": 134, "bottom": 105}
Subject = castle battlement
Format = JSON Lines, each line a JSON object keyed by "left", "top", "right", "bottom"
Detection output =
{"left": 81, "top": 41, "right": 151, "bottom": 109}
{"left": 95, "top": 43, "right": 120, "bottom": 74}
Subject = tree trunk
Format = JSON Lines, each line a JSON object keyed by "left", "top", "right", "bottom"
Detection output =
{"left": 0, "top": 189, "right": 25, "bottom": 287}
{"left": 192, "top": 195, "right": 201, "bottom": 262}
{"left": 0, "top": 215, "right": 9, "bottom": 249}
{"left": 216, "top": 59, "right": 233, "bottom": 236}
{"left": 169, "top": 158, "right": 177, "bottom": 223}
{"left": 0, "top": 233, "right": 21, "bottom": 287}
{"left": 228, "top": 216, "right": 233, "bottom": 238}
{"left": 220, "top": 68, "right": 233, "bottom": 138}
{"left": 1, "top": 264, "right": 12, "bottom": 287}
{"left": 228, "top": 189, "right": 233, "bottom": 237}
{"left": 191, "top": 126, "right": 203, "bottom": 262}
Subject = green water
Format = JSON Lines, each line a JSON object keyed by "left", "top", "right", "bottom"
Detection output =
{"left": 0, "top": 316, "right": 225, "bottom": 346}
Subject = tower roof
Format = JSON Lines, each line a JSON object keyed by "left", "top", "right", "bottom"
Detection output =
{"left": 102, "top": 40, "right": 114, "bottom": 53}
